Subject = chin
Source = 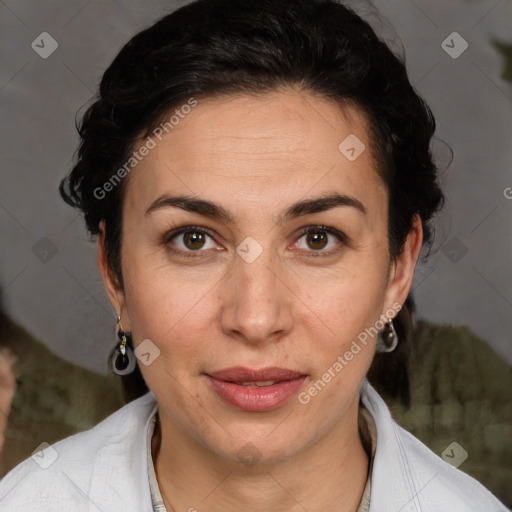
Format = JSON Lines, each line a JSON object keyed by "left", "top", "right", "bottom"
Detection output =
{"left": 199, "top": 419, "right": 313, "bottom": 468}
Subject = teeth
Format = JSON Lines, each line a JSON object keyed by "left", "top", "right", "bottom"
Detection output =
{"left": 237, "top": 380, "right": 277, "bottom": 387}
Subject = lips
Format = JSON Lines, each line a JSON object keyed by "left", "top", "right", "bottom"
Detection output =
{"left": 205, "top": 366, "right": 308, "bottom": 412}
{"left": 207, "top": 366, "right": 305, "bottom": 383}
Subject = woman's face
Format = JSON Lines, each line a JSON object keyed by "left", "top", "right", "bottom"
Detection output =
{"left": 99, "top": 89, "right": 421, "bottom": 464}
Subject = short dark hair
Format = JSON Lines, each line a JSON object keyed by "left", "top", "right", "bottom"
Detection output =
{"left": 60, "top": 0, "right": 444, "bottom": 289}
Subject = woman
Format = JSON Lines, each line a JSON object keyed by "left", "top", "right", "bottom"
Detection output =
{"left": 0, "top": 0, "right": 507, "bottom": 510}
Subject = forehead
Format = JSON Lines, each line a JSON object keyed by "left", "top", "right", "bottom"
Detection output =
{"left": 123, "top": 89, "right": 386, "bottom": 221}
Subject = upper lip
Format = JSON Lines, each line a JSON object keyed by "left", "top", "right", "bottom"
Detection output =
{"left": 207, "top": 366, "right": 306, "bottom": 382}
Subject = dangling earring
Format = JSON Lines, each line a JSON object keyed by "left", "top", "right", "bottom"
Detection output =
{"left": 111, "top": 316, "right": 137, "bottom": 375}
{"left": 376, "top": 318, "right": 398, "bottom": 353}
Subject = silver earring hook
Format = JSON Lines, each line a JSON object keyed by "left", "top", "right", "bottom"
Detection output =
{"left": 116, "top": 313, "right": 127, "bottom": 333}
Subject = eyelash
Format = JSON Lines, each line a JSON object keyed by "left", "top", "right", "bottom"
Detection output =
{"left": 295, "top": 225, "right": 347, "bottom": 257}
{"left": 162, "top": 224, "right": 347, "bottom": 258}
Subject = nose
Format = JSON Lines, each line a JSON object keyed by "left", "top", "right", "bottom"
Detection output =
{"left": 218, "top": 246, "right": 295, "bottom": 346}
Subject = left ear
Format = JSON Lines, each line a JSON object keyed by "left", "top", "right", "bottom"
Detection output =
{"left": 383, "top": 214, "right": 423, "bottom": 315}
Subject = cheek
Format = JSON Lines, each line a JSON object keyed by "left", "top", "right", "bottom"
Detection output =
{"left": 297, "top": 258, "right": 388, "bottom": 335}
{"left": 126, "top": 282, "right": 210, "bottom": 361}
{"left": 122, "top": 245, "right": 216, "bottom": 336}
{"left": 292, "top": 267, "right": 388, "bottom": 398}
{"left": 296, "top": 276, "right": 382, "bottom": 413}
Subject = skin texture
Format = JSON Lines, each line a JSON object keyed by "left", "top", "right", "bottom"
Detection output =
{"left": 98, "top": 88, "right": 423, "bottom": 512}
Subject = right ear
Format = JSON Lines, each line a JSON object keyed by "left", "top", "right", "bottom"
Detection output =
{"left": 97, "top": 220, "right": 129, "bottom": 327}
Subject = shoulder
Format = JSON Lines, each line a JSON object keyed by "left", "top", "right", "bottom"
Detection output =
{"left": 362, "top": 381, "right": 508, "bottom": 512}
{"left": 393, "top": 423, "right": 507, "bottom": 511}
{"left": 0, "top": 391, "right": 157, "bottom": 512}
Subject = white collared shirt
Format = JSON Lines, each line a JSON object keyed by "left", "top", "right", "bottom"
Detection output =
{"left": 0, "top": 380, "right": 507, "bottom": 511}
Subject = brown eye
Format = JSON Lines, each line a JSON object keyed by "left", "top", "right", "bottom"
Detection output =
{"left": 183, "top": 231, "right": 207, "bottom": 250}
{"left": 305, "top": 231, "right": 328, "bottom": 250}
{"left": 165, "top": 226, "right": 219, "bottom": 255}
{"left": 295, "top": 226, "right": 346, "bottom": 255}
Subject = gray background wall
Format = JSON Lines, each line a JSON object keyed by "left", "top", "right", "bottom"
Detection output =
{"left": 0, "top": 0, "right": 511, "bottom": 374}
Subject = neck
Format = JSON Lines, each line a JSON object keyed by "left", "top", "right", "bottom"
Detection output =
{"left": 152, "top": 400, "right": 370, "bottom": 512}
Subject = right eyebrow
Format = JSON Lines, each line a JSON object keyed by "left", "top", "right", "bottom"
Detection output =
{"left": 145, "top": 194, "right": 234, "bottom": 222}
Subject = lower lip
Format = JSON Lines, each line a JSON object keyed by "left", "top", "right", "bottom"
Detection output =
{"left": 205, "top": 375, "right": 307, "bottom": 412}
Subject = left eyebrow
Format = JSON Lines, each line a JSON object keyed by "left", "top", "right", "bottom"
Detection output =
{"left": 276, "top": 193, "right": 367, "bottom": 224}
{"left": 144, "top": 192, "right": 367, "bottom": 223}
